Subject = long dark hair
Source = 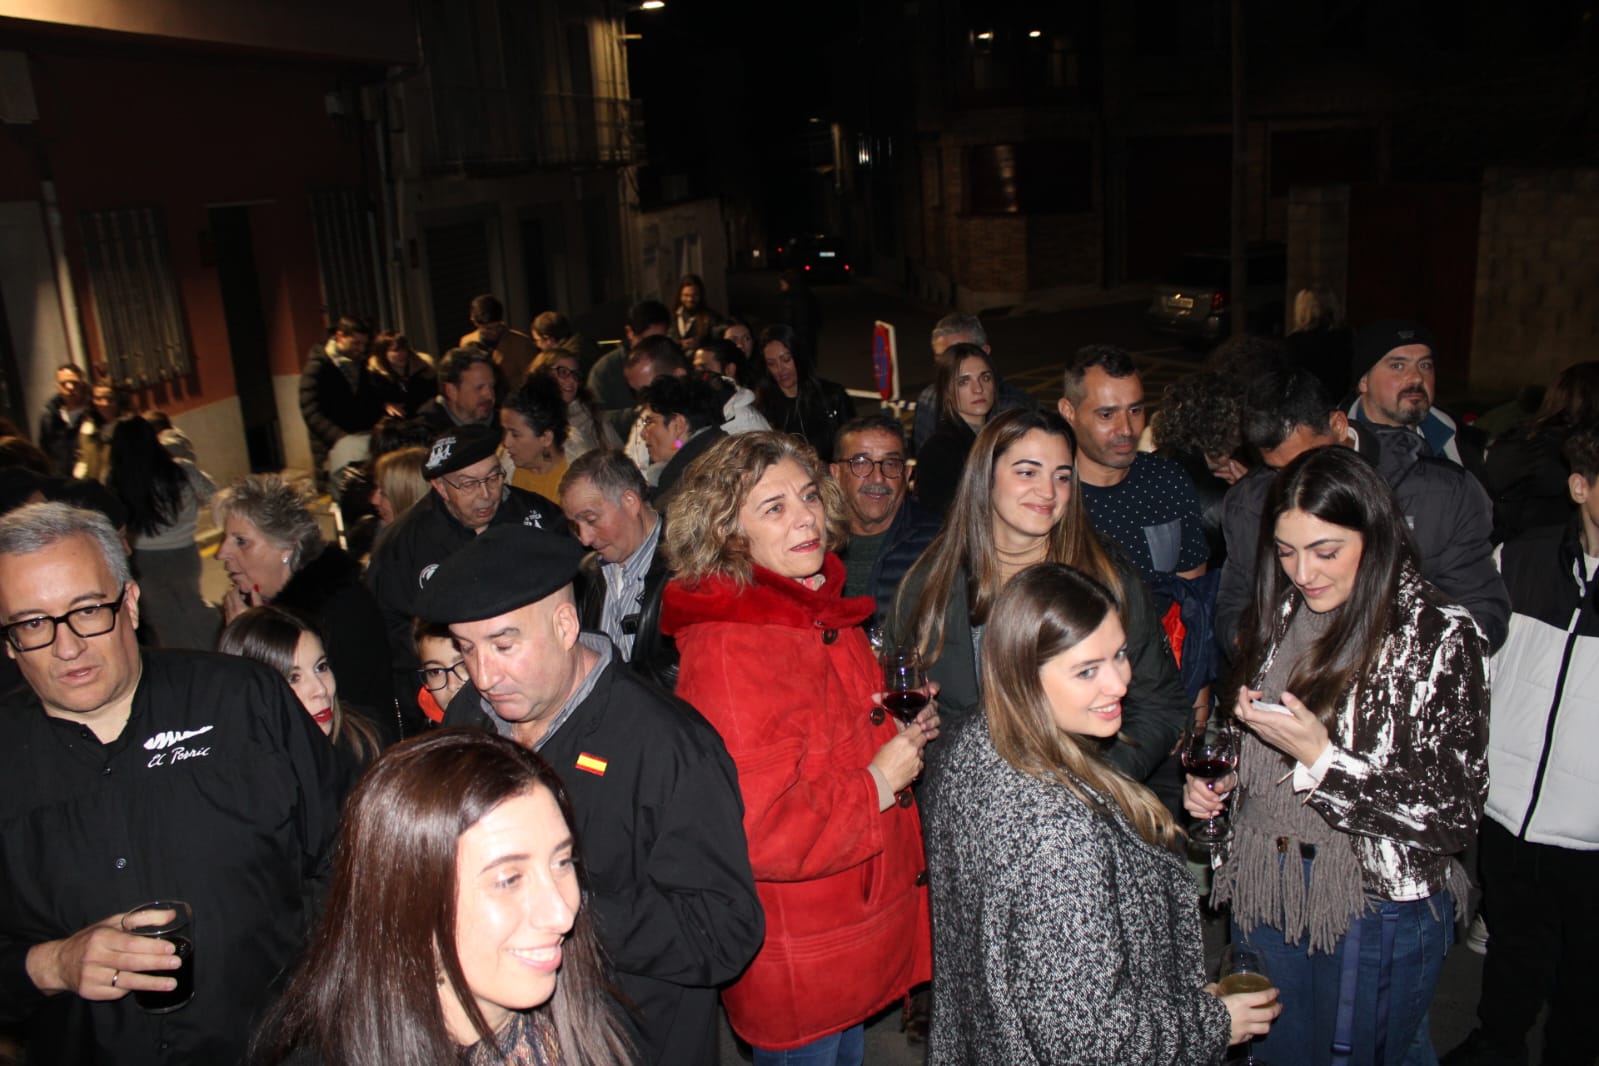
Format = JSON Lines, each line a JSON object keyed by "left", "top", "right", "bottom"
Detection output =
{"left": 897, "top": 408, "right": 1122, "bottom": 665}
{"left": 107, "top": 415, "right": 187, "bottom": 537}
{"left": 251, "top": 730, "right": 632, "bottom": 1066}
{"left": 754, "top": 323, "right": 816, "bottom": 405}
{"left": 1235, "top": 446, "right": 1418, "bottom": 720}
{"left": 983, "top": 563, "right": 1181, "bottom": 851}
{"left": 216, "top": 606, "right": 381, "bottom": 762}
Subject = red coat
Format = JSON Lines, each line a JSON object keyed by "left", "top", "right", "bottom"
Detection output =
{"left": 661, "top": 554, "right": 933, "bottom": 1050}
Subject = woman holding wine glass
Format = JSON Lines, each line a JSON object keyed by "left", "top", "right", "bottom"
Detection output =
{"left": 891, "top": 408, "right": 1189, "bottom": 790}
{"left": 660, "top": 431, "right": 937, "bottom": 1065}
{"left": 924, "top": 562, "right": 1279, "bottom": 1064}
{"left": 1185, "top": 446, "right": 1489, "bottom": 1065}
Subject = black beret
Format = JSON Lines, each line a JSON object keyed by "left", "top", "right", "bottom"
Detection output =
{"left": 1351, "top": 320, "right": 1436, "bottom": 382}
{"left": 424, "top": 423, "right": 501, "bottom": 479}
{"left": 413, "top": 524, "right": 586, "bottom": 623}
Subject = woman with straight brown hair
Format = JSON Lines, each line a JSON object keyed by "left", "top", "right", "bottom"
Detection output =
{"left": 926, "top": 563, "right": 1277, "bottom": 1063}
{"left": 250, "top": 729, "right": 633, "bottom": 1066}
{"left": 891, "top": 408, "right": 1188, "bottom": 787}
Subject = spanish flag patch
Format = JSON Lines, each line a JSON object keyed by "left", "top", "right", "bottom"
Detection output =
{"left": 575, "top": 752, "right": 608, "bottom": 777}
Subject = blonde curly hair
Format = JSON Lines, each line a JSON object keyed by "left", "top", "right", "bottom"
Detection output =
{"left": 664, "top": 431, "right": 850, "bottom": 587}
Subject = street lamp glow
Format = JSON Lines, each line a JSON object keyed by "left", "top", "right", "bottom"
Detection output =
{"left": 975, "top": 30, "right": 994, "bottom": 41}
{"left": 640, "top": 1, "right": 665, "bottom": 9}
{"left": 1028, "top": 29, "right": 1042, "bottom": 38}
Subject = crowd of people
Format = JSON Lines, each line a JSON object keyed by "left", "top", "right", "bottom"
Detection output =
{"left": 0, "top": 277, "right": 1592, "bottom": 1066}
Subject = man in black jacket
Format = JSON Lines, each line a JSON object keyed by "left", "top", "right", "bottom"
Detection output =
{"left": 298, "top": 315, "right": 381, "bottom": 478}
{"left": 559, "top": 449, "right": 677, "bottom": 690}
{"left": 1216, "top": 365, "right": 1509, "bottom": 652}
{"left": 36, "top": 364, "right": 90, "bottom": 476}
{"left": 366, "top": 423, "right": 563, "bottom": 692}
{"left": 830, "top": 416, "right": 940, "bottom": 629}
{"left": 0, "top": 503, "right": 340, "bottom": 1065}
{"left": 417, "top": 525, "right": 763, "bottom": 1066}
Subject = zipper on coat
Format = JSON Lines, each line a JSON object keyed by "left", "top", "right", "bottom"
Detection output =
{"left": 1517, "top": 556, "right": 1592, "bottom": 840}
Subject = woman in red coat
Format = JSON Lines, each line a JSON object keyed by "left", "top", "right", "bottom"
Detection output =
{"left": 660, "top": 431, "right": 937, "bottom": 1064}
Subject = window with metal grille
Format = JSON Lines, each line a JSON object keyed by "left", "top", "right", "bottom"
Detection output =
{"left": 79, "top": 207, "right": 191, "bottom": 385}
{"left": 310, "top": 188, "right": 383, "bottom": 326}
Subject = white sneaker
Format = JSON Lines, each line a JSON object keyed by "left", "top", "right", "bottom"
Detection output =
{"left": 1465, "top": 915, "right": 1489, "bottom": 955}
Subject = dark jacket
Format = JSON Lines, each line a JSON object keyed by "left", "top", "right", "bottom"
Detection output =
{"left": 652, "top": 427, "right": 726, "bottom": 514}
{"left": 36, "top": 394, "right": 87, "bottom": 477}
{"left": 366, "top": 486, "right": 564, "bottom": 679}
{"left": 445, "top": 652, "right": 763, "bottom": 1066}
{"left": 1215, "top": 423, "right": 1510, "bottom": 654}
{"left": 837, "top": 497, "right": 941, "bottom": 630}
{"left": 575, "top": 529, "right": 679, "bottom": 691}
{"left": 890, "top": 541, "right": 1189, "bottom": 786}
{"left": 273, "top": 544, "right": 401, "bottom": 736}
{"left": 913, "top": 418, "right": 977, "bottom": 518}
{"left": 925, "top": 716, "right": 1231, "bottom": 1065}
{"left": 1483, "top": 426, "right": 1576, "bottom": 544}
{"left": 299, "top": 345, "right": 382, "bottom": 469}
{"left": 364, "top": 353, "right": 437, "bottom": 419}
{"left": 757, "top": 377, "right": 854, "bottom": 462}
{"left": 0, "top": 650, "right": 341, "bottom": 1065}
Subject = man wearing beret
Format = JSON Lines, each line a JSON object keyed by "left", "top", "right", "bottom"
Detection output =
{"left": 1346, "top": 319, "right": 1486, "bottom": 477}
{"left": 415, "top": 525, "right": 764, "bottom": 1065}
{"left": 365, "top": 423, "right": 564, "bottom": 725}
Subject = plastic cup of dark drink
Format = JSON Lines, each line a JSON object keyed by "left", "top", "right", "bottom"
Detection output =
{"left": 120, "top": 901, "right": 195, "bottom": 1013}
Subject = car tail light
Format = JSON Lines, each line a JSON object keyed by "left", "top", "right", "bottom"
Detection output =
{"left": 1211, "top": 291, "right": 1226, "bottom": 311}
{"left": 844, "top": 264, "right": 851, "bottom": 271}
{"left": 776, "top": 245, "right": 784, "bottom": 254}
{"left": 804, "top": 264, "right": 811, "bottom": 271}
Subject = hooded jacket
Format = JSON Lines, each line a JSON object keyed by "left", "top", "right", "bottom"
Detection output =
{"left": 661, "top": 555, "right": 933, "bottom": 1050}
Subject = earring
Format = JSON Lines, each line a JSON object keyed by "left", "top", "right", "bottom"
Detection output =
{"left": 281, "top": 555, "right": 290, "bottom": 566}
{"left": 673, "top": 439, "right": 683, "bottom": 450}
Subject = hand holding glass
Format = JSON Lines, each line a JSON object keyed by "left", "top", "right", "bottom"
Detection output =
{"left": 120, "top": 901, "right": 195, "bottom": 1013}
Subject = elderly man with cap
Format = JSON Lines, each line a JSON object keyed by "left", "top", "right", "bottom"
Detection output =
{"left": 1347, "top": 319, "right": 1486, "bottom": 477}
{"left": 415, "top": 524, "right": 764, "bottom": 1066}
{"left": 365, "top": 423, "right": 564, "bottom": 713}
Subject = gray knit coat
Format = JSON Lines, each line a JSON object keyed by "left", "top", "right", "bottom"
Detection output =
{"left": 924, "top": 717, "right": 1233, "bottom": 1065}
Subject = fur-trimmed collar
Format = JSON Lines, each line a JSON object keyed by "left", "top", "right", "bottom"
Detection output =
{"left": 275, "top": 544, "right": 363, "bottom": 616}
{"left": 661, "top": 552, "right": 874, "bottom": 633}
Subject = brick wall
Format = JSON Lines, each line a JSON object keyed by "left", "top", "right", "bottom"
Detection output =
{"left": 1470, "top": 167, "right": 1599, "bottom": 395}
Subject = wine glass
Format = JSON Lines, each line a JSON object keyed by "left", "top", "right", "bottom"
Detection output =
{"left": 1181, "top": 728, "right": 1239, "bottom": 845}
{"left": 1217, "top": 943, "right": 1276, "bottom": 1065}
{"left": 880, "top": 647, "right": 930, "bottom": 726}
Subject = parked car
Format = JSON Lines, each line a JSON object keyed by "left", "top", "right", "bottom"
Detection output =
{"left": 1143, "top": 242, "right": 1286, "bottom": 342}
{"left": 776, "top": 233, "right": 853, "bottom": 283}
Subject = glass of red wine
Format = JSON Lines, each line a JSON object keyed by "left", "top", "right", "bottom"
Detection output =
{"left": 881, "top": 647, "right": 931, "bottom": 726}
{"left": 1182, "top": 728, "right": 1239, "bottom": 845}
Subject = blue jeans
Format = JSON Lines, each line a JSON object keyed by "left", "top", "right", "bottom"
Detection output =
{"left": 1234, "top": 883, "right": 1453, "bottom": 1065}
{"left": 751, "top": 1025, "right": 865, "bottom": 1066}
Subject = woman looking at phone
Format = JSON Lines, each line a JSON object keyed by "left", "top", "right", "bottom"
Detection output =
{"left": 1185, "top": 446, "right": 1489, "bottom": 1064}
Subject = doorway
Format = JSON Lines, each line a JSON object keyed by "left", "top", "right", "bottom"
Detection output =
{"left": 209, "top": 206, "right": 282, "bottom": 471}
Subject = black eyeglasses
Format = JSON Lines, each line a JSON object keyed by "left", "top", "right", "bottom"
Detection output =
{"left": 549, "top": 365, "right": 579, "bottom": 380}
{"left": 417, "top": 660, "right": 470, "bottom": 691}
{"left": 844, "top": 455, "right": 906, "bottom": 479}
{"left": 442, "top": 468, "right": 506, "bottom": 494}
{"left": 2, "top": 586, "right": 129, "bottom": 652}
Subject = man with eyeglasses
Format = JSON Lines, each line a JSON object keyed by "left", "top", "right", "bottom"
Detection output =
{"left": 366, "top": 423, "right": 565, "bottom": 704}
{"left": 0, "top": 503, "right": 340, "bottom": 1065}
{"left": 829, "top": 416, "right": 940, "bottom": 630}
